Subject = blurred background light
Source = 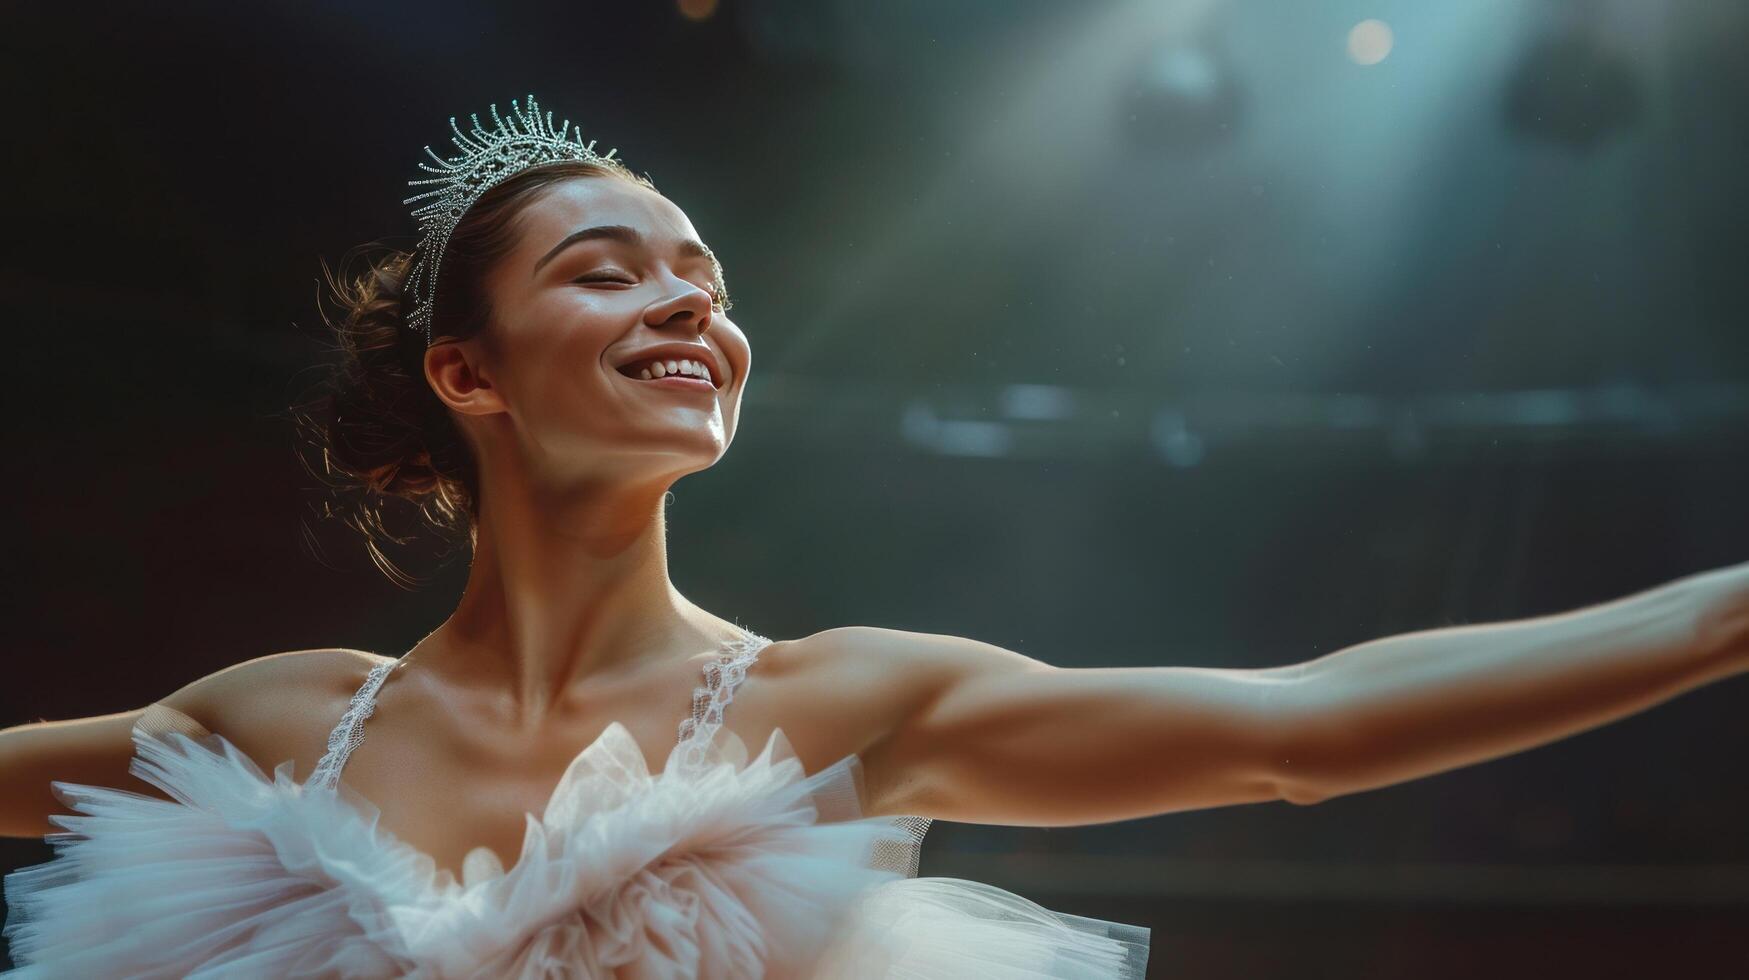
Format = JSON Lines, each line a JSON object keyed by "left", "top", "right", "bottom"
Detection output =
{"left": 677, "top": 0, "right": 718, "bottom": 22}
{"left": 1347, "top": 19, "right": 1395, "bottom": 66}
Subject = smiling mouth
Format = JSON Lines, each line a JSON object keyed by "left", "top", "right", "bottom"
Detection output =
{"left": 614, "top": 357, "right": 721, "bottom": 389}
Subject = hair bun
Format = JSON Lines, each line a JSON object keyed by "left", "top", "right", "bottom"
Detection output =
{"left": 292, "top": 243, "right": 475, "bottom": 588}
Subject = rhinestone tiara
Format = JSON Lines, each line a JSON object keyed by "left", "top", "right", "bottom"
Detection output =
{"left": 401, "top": 93, "right": 620, "bottom": 347}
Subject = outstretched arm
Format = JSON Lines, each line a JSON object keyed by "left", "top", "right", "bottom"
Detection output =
{"left": 835, "top": 562, "right": 1748, "bottom": 826}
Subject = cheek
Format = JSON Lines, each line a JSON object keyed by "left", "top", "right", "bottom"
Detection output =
{"left": 493, "top": 335, "right": 610, "bottom": 429}
{"left": 714, "top": 322, "right": 753, "bottom": 382}
{"left": 511, "top": 302, "right": 621, "bottom": 377}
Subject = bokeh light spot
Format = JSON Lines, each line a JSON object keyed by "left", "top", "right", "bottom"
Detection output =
{"left": 678, "top": 0, "right": 717, "bottom": 22}
{"left": 1347, "top": 19, "right": 1394, "bottom": 66}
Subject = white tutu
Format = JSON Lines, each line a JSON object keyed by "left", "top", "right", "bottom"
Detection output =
{"left": 4, "top": 686, "right": 1149, "bottom": 977}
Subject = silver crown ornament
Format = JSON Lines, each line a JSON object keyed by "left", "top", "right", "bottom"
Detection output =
{"left": 402, "top": 94, "right": 620, "bottom": 346}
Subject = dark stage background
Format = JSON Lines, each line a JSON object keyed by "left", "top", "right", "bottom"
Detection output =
{"left": 4, "top": 1, "right": 1747, "bottom": 976}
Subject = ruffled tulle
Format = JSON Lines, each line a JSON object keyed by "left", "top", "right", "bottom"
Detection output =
{"left": 814, "top": 877, "right": 1152, "bottom": 978}
{"left": 3, "top": 713, "right": 1150, "bottom": 978}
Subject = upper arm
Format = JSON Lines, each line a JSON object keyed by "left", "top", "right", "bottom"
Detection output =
{"left": 0, "top": 648, "right": 368, "bottom": 839}
{"left": 812, "top": 626, "right": 1316, "bottom": 826}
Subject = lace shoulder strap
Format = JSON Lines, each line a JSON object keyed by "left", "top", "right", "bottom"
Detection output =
{"left": 135, "top": 702, "right": 212, "bottom": 741}
{"left": 674, "top": 628, "right": 772, "bottom": 770}
{"left": 308, "top": 658, "right": 399, "bottom": 792}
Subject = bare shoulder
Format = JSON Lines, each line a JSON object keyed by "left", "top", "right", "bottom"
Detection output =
{"left": 775, "top": 625, "right": 1054, "bottom": 691}
{"left": 157, "top": 647, "right": 383, "bottom": 725}
{"left": 156, "top": 647, "right": 386, "bottom": 777}
{"left": 0, "top": 648, "right": 388, "bottom": 835}
{"left": 749, "top": 626, "right": 1054, "bottom": 767}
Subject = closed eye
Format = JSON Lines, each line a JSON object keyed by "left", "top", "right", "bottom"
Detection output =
{"left": 573, "top": 272, "right": 729, "bottom": 310}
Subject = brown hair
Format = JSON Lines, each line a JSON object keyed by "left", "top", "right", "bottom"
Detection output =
{"left": 291, "top": 158, "right": 658, "bottom": 588}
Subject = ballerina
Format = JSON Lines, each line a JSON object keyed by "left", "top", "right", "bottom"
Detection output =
{"left": 2, "top": 94, "right": 1745, "bottom": 978}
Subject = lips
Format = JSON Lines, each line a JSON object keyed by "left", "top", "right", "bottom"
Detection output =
{"left": 617, "top": 360, "right": 713, "bottom": 384}
{"left": 622, "top": 372, "right": 716, "bottom": 392}
{"left": 611, "top": 344, "right": 725, "bottom": 389}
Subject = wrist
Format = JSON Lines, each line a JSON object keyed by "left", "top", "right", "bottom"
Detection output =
{"left": 1671, "top": 561, "right": 1749, "bottom": 679}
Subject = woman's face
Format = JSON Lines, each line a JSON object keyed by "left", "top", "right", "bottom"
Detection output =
{"left": 456, "top": 176, "right": 751, "bottom": 487}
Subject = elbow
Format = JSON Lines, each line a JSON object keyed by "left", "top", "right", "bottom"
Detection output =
{"left": 1277, "top": 772, "right": 1335, "bottom": 806}
{"left": 1271, "top": 739, "right": 1337, "bottom": 805}
{"left": 1265, "top": 690, "right": 1348, "bottom": 807}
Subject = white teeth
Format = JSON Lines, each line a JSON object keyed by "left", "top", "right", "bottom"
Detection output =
{"left": 631, "top": 357, "right": 713, "bottom": 385}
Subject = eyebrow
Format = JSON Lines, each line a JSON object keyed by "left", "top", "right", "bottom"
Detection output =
{"left": 531, "top": 224, "right": 714, "bottom": 277}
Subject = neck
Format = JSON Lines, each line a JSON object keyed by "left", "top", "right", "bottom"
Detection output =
{"left": 407, "top": 465, "right": 738, "bottom": 729}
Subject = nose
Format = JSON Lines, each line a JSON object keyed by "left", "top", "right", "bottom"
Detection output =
{"left": 642, "top": 275, "right": 714, "bottom": 334}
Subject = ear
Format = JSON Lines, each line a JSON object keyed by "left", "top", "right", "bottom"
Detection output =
{"left": 424, "top": 342, "right": 506, "bottom": 417}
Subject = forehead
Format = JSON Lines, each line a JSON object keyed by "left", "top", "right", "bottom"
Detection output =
{"left": 514, "top": 177, "right": 701, "bottom": 255}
